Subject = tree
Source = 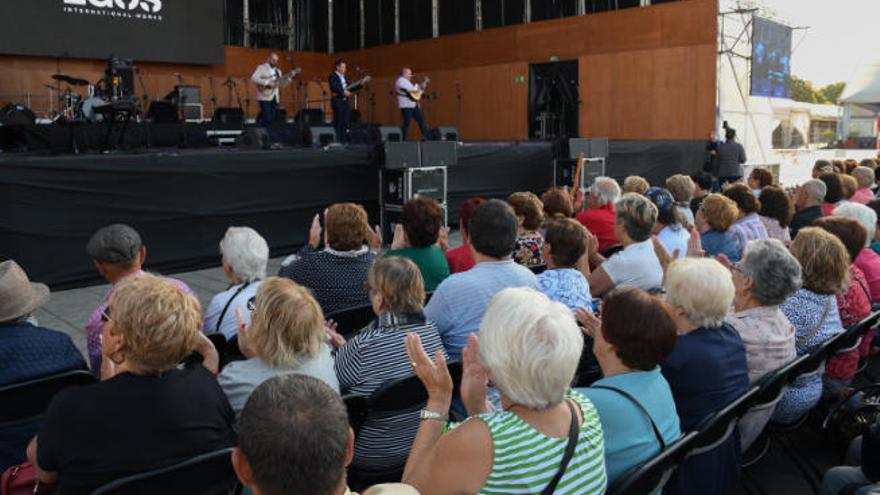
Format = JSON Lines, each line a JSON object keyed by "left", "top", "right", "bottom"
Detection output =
{"left": 791, "top": 76, "right": 817, "bottom": 103}
{"left": 817, "top": 82, "right": 846, "bottom": 105}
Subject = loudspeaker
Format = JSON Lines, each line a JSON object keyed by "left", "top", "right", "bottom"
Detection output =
{"left": 379, "top": 126, "right": 402, "bottom": 143}
{"left": 295, "top": 109, "right": 325, "bottom": 124}
{"left": 0, "top": 103, "right": 36, "bottom": 126}
{"left": 309, "top": 126, "right": 337, "bottom": 146}
{"left": 236, "top": 128, "right": 267, "bottom": 150}
{"left": 182, "top": 103, "right": 204, "bottom": 122}
{"left": 381, "top": 202, "right": 448, "bottom": 244}
{"left": 212, "top": 107, "right": 245, "bottom": 125}
{"left": 568, "top": 137, "right": 609, "bottom": 159}
{"left": 146, "top": 101, "right": 178, "bottom": 124}
{"left": 168, "top": 85, "right": 201, "bottom": 105}
{"left": 437, "top": 127, "right": 459, "bottom": 141}
{"left": 383, "top": 142, "right": 421, "bottom": 169}
{"left": 420, "top": 141, "right": 458, "bottom": 167}
{"left": 382, "top": 166, "right": 448, "bottom": 205}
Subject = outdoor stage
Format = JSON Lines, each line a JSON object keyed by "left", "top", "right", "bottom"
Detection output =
{"left": 0, "top": 141, "right": 557, "bottom": 289}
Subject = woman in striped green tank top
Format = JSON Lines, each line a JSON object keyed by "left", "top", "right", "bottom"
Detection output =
{"left": 401, "top": 287, "right": 607, "bottom": 495}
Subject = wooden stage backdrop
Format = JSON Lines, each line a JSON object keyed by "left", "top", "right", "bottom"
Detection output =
{"left": 0, "top": 0, "right": 716, "bottom": 142}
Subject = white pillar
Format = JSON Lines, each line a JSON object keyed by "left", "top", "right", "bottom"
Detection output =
{"left": 475, "top": 0, "right": 482, "bottom": 31}
{"left": 524, "top": 0, "right": 531, "bottom": 23}
{"left": 360, "top": 0, "right": 366, "bottom": 48}
{"left": 394, "top": 0, "right": 400, "bottom": 43}
{"left": 328, "top": 0, "right": 334, "bottom": 53}
{"left": 243, "top": 0, "right": 250, "bottom": 47}
{"left": 432, "top": 0, "right": 439, "bottom": 37}
{"left": 287, "top": 0, "right": 294, "bottom": 50}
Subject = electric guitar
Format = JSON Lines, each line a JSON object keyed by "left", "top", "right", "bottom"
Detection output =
{"left": 404, "top": 77, "right": 430, "bottom": 102}
{"left": 256, "top": 67, "right": 301, "bottom": 99}
{"left": 346, "top": 75, "right": 372, "bottom": 93}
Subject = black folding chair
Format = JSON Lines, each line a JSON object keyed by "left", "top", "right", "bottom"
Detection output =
{"left": 688, "top": 386, "right": 760, "bottom": 459}
{"left": 830, "top": 311, "right": 880, "bottom": 357}
{"left": 344, "top": 361, "right": 463, "bottom": 489}
{"left": 605, "top": 431, "right": 699, "bottom": 495}
{"left": 602, "top": 244, "right": 625, "bottom": 258}
{"left": 90, "top": 448, "right": 240, "bottom": 495}
{"left": 529, "top": 265, "right": 548, "bottom": 275}
{"left": 573, "top": 334, "right": 603, "bottom": 388}
{"left": 0, "top": 369, "right": 95, "bottom": 423}
{"left": 325, "top": 304, "right": 377, "bottom": 340}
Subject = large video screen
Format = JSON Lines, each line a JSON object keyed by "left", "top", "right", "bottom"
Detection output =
{"left": 750, "top": 17, "right": 792, "bottom": 98}
{"left": 0, "top": 0, "right": 223, "bottom": 65}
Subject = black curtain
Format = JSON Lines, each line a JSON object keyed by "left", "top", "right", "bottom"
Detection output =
{"left": 399, "top": 0, "right": 432, "bottom": 42}
{"left": 310, "top": 0, "right": 329, "bottom": 52}
{"left": 333, "top": 0, "right": 361, "bottom": 51}
{"left": 482, "top": 0, "right": 524, "bottom": 30}
{"left": 223, "top": 0, "right": 244, "bottom": 46}
{"left": 363, "top": 0, "right": 395, "bottom": 47}
{"left": 530, "top": 0, "right": 577, "bottom": 21}
{"left": 439, "top": 0, "right": 475, "bottom": 36}
{"left": 528, "top": 61, "right": 579, "bottom": 139}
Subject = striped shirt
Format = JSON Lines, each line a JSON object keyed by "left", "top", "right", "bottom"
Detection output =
{"left": 728, "top": 213, "right": 769, "bottom": 254}
{"left": 470, "top": 390, "right": 607, "bottom": 495}
{"left": 334, "top": 312, "right": 446, "bottom": 470}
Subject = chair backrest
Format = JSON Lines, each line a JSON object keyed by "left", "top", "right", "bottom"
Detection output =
{"left": 573, "top": 334, "right": 603, "bottom": 388}
{"left": 831, "top": 311, "right": 880, "bottom": 356}
{"left": 689, "top": 386, "right": 760, "bottom": 457}
{"left": 529, "top": 265, "right": 547, "bottom": 275}
{"left": 90, "top": 448, "right": 240, "bottom": 495}
{"left": 0, "top": 369, "right": 95, "bottom": 423}
{"left": 791, "top": 334, "right": 841, "bottom": 383}
{"left": 325, "top": 304, "right": 376, "bottom": 339}
{"left": 749, "top": 354, "right": 810, "bottom": 411}
{"left": 605, "top": 431, "right": 700, "bottom": 495}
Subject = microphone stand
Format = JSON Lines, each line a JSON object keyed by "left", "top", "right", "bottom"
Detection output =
{"left": 175, "top": 73, "right": 188, "bottom": 148}
{"left": 135, "top": 67, "right": 151, "bottom": 151}
{"left": 455, "top": 81, "right": 463, "bottom": 141}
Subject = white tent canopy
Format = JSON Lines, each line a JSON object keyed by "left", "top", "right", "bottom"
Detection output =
{"left": 839, "top": 59, "right": 880, "bottom": 137}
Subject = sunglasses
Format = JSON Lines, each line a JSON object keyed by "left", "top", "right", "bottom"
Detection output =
{"left": 100, "top": 306, "right": 113, "bottom": 323}
{"left": 246, "top": 296, "right": 256, "bottom": 312}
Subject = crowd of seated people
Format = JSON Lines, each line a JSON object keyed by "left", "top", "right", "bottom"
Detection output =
{"left": 11, "top": 157, "right": 880, "bottom": 494}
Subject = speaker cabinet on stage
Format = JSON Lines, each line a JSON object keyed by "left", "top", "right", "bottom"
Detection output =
{"left": 420, "top": 141, "right": 458, "bottom": 167}
{"left": 383, "top": 142, "right": 421, "bottom": 169}
{"left": 379, "top": 126, "right": 402, "bottom": 143}
{"left": 382, "top": 166, "right": 448, "bottom": 206}
{"left": 309, "top": 126, "right": 337, "bottom": 146}
{"left": 437, "top": 127, "right": 459, "bottom": 142}
{"left": 381, "top": 202, "right": 448, "bottom": 246}
{"left": 182, "top": 104, "right": 204, "bottom": 123}
{"left": 236, "top": 128, "right": 267, "bottom": 150}
{"left": 0, "top": 103, "right": 36, "bottom": 126}
{"left": 295, "top": 109, "right": 325, "bottom": 124}
{"left": 212, "top": 107, "right": 245, "bottom": 125}
{"left": 568, "top": 137, "right": 609, "bottom": 159}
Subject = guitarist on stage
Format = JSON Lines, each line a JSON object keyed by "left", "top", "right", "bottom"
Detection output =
{"left": 251, "top": 52, "right": 297, "bottom": 149}
{"left": 396, "top": 68, "right": 430, "bottom": 141}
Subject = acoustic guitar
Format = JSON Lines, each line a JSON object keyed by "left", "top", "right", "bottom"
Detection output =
{"left": 404, "top": 76, "right": 431, "bottom": 102}
{"left": 256, "top": 67, "right": 301, "bottom": 99}
{"left": 346, "top": 75, "right": 372, "bottom": 93}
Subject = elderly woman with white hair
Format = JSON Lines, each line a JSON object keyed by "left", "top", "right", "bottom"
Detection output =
{"left": 661, "top": 258, "right": 750, "bottom": 495}
{"left": 402, "top": 287, "right": 607, "bottom": 495}
{"left": 725, "top": 239, "right": 801, "bottom": 449}
{"left": 203, "top": 227, "right": 269, "bottom": 340}
{"left": 576, "top": 176, "right": 622, "bottom": 253}
{"left": 834, "top": 202, "right": 880, "bottom": 302}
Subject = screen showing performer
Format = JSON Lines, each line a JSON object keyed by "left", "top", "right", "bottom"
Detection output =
{"left": 396, "top": 68, "right": 430, "bottom": 141}
{"left": 251, "top": 52, "right": 298, "bottom": 150}
{"left": 328, "top": 59, "right": 352, "bottom": 145}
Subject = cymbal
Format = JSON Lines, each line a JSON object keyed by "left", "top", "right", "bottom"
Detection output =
{"left": 68, "top": 77, "right": 90, "bottom": 86}
{"left": 51, "top": 74, "right": 90, "bottom": 86}
{"left": 51, "top": 73, "right": 73, "bottom": 84}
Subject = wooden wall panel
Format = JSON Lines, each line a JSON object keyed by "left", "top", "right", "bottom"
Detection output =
{"left": 0, "top": 0, "right": 716, "bottom": 141}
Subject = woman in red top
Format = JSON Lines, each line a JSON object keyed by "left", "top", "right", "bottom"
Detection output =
{"left": 444, "top": 197, "right": 485, "bottom": 273}
{"left": 814, "top": 217, "right": 871, "bottom": 398}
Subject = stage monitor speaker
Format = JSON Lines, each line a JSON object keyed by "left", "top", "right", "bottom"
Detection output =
{"left": 569, "top": 137, "right": 609, "bottom": 159}
{"left": 309, "top": 126, "right": 337, "bottom": 147}
{"left": 382, "top": 166, "right": 448, "bottom": 206}
{"left": 212, "top": 107, "right": 245, "bottom": 125}
{"left": 420, "top": 141, "right": 458, "bottom": 167}
{"left": 295, "top": 109, "right": 325, "bottom": 124}
{"left": 383, "top": 142, "right": 421, "bottom": 169}
{"left": 0, "top": 103, "right": 36, "bottom": 126}
{"left": 379, "top": 126, "right": 402, "bottom": 143}
{"left": 182, "top": 103, "right": 204, "bottom": 122}
{"left": 146, "top": 101, "right": 178, "bottom": 124}
{"left": 236, "top": 128, "right": 267, "bottom": 150}
{"left": 168, "top": 85, "right": 201, "bottom": 105}
{"left": 437, "top": 127, "right": 459, "bottom": 142}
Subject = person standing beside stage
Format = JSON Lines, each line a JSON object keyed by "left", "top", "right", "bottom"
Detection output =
{"left": 715, "top": 128, "right": 747, "bottom": 187}
{"left": 396, "top": 68, "right": 430, "bottom": 141}
{"left": 328, "top": 59, "right": 352, "bottom": 145}
{"left": 251, "top": 52, "right": 290, "bottom": 150}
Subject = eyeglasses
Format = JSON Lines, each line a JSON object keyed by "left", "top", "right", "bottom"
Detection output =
{"left": 100, "top": 306, "right": 113, "bottom": 323}
{"left": 246, "top": 296, "right": 256, "bottom": 312}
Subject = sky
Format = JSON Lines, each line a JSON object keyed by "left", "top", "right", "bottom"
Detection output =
{"left": 727, "top": 0, "right": 878, "bottom": 87}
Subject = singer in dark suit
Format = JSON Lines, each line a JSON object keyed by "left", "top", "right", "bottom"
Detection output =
{"left": 328, "top": 59, "right": 351, "bottom": 144}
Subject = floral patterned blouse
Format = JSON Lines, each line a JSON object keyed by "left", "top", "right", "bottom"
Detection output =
{"left": 513, "top": 231, "right": 545, "bottom": 268}
{"left": 825, "top": 265, "right": 871, "bottom": 381}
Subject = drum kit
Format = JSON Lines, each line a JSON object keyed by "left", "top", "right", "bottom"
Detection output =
{"left": 46, "top": 73, "right": 121, "bottom": 123}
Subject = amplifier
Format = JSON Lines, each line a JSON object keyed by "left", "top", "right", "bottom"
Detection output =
{"left": 554, "top": 157, "right": 606, "bottom": 189}
{"left": 182, "top": 103, "right": 203, "bottom": 123}
{"left": 381, "top": 203, "right": 448, "bottom": 245}
{"left": 382, "top": 166, "right": 448, "bottom": 206}
{"left": 212, "top": 107, "right": 245, "bottom": 125}
{"left": 309, "top": 126, "right": 337, "bottom": 146}
{"left": 420, "top": 141, "right": 457, "bottom": 167}
{"left": 169, "top": 85, "right": 201, "bottom": 105}
{"left": 569, "top": 137, "right": 609, "bottom": 159}
{"left": 383, "top": 142, "right": 421, "bottom": 169}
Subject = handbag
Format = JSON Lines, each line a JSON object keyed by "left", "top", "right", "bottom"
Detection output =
{"left": 1, "top": 463, "right": 54, "bottom": 495}
{"left": 539, "top": 399, "right": 580, "bottom": 495}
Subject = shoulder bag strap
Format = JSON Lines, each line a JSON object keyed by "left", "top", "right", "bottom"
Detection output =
{"left": 540, "top": 399, "right": 580, "bottom": 495}
{"left": 797, "top": 297, "right": 833, "bottom": 349}
{"left": 592, "top": 384, "right": 667, "bottom": 450}
{"left": 214, "top": 282, "right": 251, "bottom": 335}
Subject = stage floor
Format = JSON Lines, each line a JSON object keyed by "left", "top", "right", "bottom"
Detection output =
{"left": 0, "top": 141, "right": 556, "bottom": 288}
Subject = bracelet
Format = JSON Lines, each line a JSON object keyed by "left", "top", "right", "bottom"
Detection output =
{"left": 420, "top": 409, "right": 449, "bottom": 422}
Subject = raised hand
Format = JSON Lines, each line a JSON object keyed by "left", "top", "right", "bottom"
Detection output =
{"left": 236, "top": 307, "right": 257, "bottom": 359}
{"left": 686, "top": 228, "right": 704, "bottom": 258}
{"left": 652, "top": 235, "right": 674, "bottom": 272}
{"left": 461, "top": 333, "right": 490, "bottom": 416}
{"left": 437, "top": 226, "right": 450, "bottom": 252}
{"left": 308, "top": 213, "right": 322, "bottom": 249}
{"left": 405, "top": 332, "right": 453, "bottom": 411}
{"left": 324, "top": 319, "right": 346, "bottom": 349}
{"left": 576, "top": 307, "right": 601, "bottom": 338}
{"left": 391, "top": 223, "right": 407, "bottom": 250}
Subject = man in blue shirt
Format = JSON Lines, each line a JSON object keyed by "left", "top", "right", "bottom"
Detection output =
{"left": 425, "top": 200, "right": 537, "bottom": 361}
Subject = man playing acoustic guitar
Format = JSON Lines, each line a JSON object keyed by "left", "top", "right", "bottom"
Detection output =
{"left": 251, "top": 52, "right": 299, "bottom": 149}
{"left": 395, "top": 67, "right": 430, "bottom": 141}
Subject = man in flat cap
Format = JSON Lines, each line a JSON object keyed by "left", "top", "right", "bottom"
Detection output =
{"left": 84, "top": 224, "right": 193, "bottom": 375}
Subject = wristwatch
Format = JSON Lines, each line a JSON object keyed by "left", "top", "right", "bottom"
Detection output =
{"left": 420, "top": 409, "right": 449, "bottom": 422}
